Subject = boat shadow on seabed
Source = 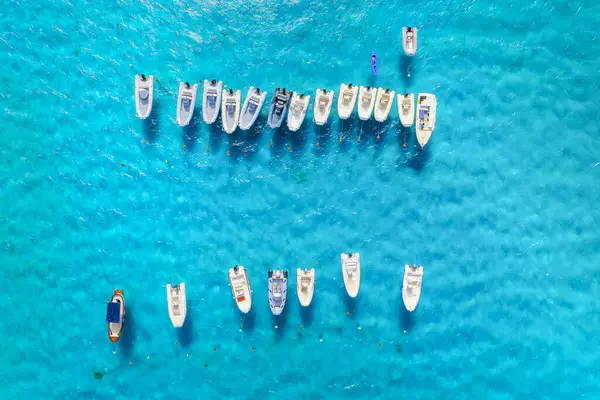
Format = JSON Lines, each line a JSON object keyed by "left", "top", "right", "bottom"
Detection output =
{"left": 142, "top": 100, "right": 160, "bottom": 143}
{"left": 118, "top": 305, "right": 135, "bottom": 359}
{"left": 178, "top": 300, "right": 194, "bottom": 348}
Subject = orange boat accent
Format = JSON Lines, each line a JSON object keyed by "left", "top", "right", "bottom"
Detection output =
{"left": 236, "top": 296, "right": 245, "bottom": 302}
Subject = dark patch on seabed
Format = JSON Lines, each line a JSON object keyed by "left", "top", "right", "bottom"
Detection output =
{"left": 178, "top": 300, "right": 194, "bottom": 348}
{"left": 407, "top": 145, "right": 430, "bottom": 172}
{"left": 143, "top": 101, "right": 160, "bottom": 143}
{"left": 119, "top": 305, "right": 135, "bottom": 359}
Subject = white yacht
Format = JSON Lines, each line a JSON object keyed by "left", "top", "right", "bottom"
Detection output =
{"left": 239, "top": 87, "right": 267, "bottom": 130}
{"left": 106, "top": 289, "right": 125, "bottom": 343}
{"left": 313, "top": 89, "right": 334, "bottom": 125}
{"left": 267, "top": 88, "right": 292, "bottom": 129}
{"left": 268, "top": 269, "right": 288, "bottom": 316}
{"left": 287, "top": 92, "right": 310, "bottom": 132}
{"left": 221, "top": 88, "right": 241, "bottom": 134}
{"left": 416, "top": 93, "right": 437, "bottom": 148}
{"left": 134, "top": 74, "right": 153, "bottom": 119}
{"left": 402, "top": 264, "right": 423, "bottom": 312}
{"left": 341, "top": 253, "right": 360, "bottom": 298}
{"left": 228, "top": 266, "right": 252, "bottom": 314}
{"left": 374, "top": 88, "right": 395, "bottom": 122}
{"left": 175, "top": 82, "right": 198, "bottom": 127}
{"left": 166, "top": 283, "right": 187, "bottom": 328}
{"left": 398, "top": 93, "right": 415, "bottom": 127}
{"left": 296, "top": 268, "right": 315, "bottom": 307}
{"left": 402, "top": 27, "right": 418, "bottom": 56}
{"left": 357, "top": 86, "right": 376, "bottom": 121}
{"left": 337, "top": 83, "right": 358, "bottom": 120}
{"left": 202, "top": 79, "right": 222, "bottom": 124}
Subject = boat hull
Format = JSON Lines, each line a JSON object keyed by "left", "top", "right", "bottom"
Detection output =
{"left": 268, "top": 269, "right": 288, "bottom": 316}
{"left": 166, "top": 283, "right": 187, "bottom": 328}
{"left": 402, "top": 264, "right": 423, "bottom": 312}
{"left": 398, "top": 93, "right": 415, "bottom": 127}
{"left": 239, "top": 87, "right": 267, "bottom": 130}
{"left": 135, "top": 75, "right": 153, "bottom": 119}
{"left": 176, "top": 83, "right": 198, "bottom": 127}
{"left": 296, "top": 268, "right": 315, "bottom": 307}
{"left": 402, "top": 27, "right": 418, "bottom": 57}
{"left": 374, "top": 88, "right": 395, "bottom": 123}
{"left": 314, "top": 89, "right": 334, "bottom": 126}
{"left": 358, "top": 86, "right": 376, "bottom": 121}
{"left": 287, "top": 93, "right": 310, "bottom": 132}
{"left": 221, "top": 89, "right": 241, "bottom": 134}
{"left": 229, "top": 266, "right": 252, "bottom": 314}
{"left": 337, "top": 84, "right": 358, "bottom": 120}
{"left": 202, "top": 80, "right": 223, "bottom": 124}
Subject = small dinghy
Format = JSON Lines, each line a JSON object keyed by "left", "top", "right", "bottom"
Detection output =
{"left": 416, "top": 93, "right": 437, "bottom": 149}
{"left": 402, "top": 27, "right": 418, "bottom": 57}
{"left": 337, "top": 83, "right": 358, "bottom": 120}
{"left": 202, "top": 79, "right": 223, "bottom": 124}
{"left": 358, "top": 86, "right": 376, "bottom": 121}
{"left": 402, "top": 264, "right": 423, "bottom": 312}
{"left": 374, "top": 88, "right": 395, "bottom": 122}
{"left": 398, "top": 93, "right": 415, "bottom": 127}
{"left": 134, "top": 74, "right": 153, "bottom": 119}
{"left": 166, "top": 283, "right": 187, "bottom": 328}
{"left": 313, "top": 89, "right": 334, "bottom": 126}
{"left": 296, "top": 268, "right": 315, "bottom": 307}
{"left": 287, "top": 92, "right": 310, "bottom": 132}
{"left": 268, "top": 269, "right": 288, "bottom": 316}
{"left": 176, "top": 82, "right": 198, "bottom": 127}
{"left": 341, "top": 253, "right": 360, "bottom": 298}
{"left": 267, "top": 88, "right": 292, "bottom": 129}
{"left": 106, "top": 289, "right": 125, "bottom": 343}
{"left": 371, "top": 51, "right": 378, "bottom": 76}
{"left": 221, "top": 88, "right": 241, "bottom": 134}
{"left": 228, "top": 265, "right": 252, "bottom": 314}
{"left": 239, "top": 86, "right": 267, "bottom": 130}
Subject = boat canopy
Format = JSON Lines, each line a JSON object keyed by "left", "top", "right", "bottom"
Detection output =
{"left": 106, "top": 302, "right": 121, "bottom": 323}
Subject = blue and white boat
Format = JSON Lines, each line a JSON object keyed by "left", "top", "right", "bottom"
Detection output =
{"left": 106, "top": 289, "right": 125, "bottom": 343}
{"left": 267, "top": 88, "right": 292, "bottom": 129}
{"left": 268, "top": 269, "right": 288, "bottom": 316}
{"left": 176, "top": 82, "right": 198, "bottom": 127}
{"left": 239, "top": 87, "right": 267, "bottom": 130}
{"left": 202, "top": 79, "right": 222, "bottom": 124}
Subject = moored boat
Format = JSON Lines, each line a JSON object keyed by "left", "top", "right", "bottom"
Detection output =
{"left": 166, "top": 283, "right": 187, "bottom": 328}
{"left": 106, "top": 289, "right": 125, "bottom": 343}
{"left": 398, "top": 93, "right": 415, "bottom": 127}
{"left": 358, "top": 86, "right": 376, "bottom": 121}
{"left": 402, "top": 27, "right": 418, "bottom": 56}
{"left": 228, "top": 265, "right": 252, "bottom": 314}
{"left": 402, "top": 264, "right": 423, "bottom": 312}
{"left": 374, "top": 88, "right": 395, "bottom": 122}
{"left": 239, "top": 86, "right": 267, "bottom": 130}
{"left": 287, "top": 92, "right": 310, "bottom": 132}
{"left": 221, "top": 88, "right": 241, "bottom": 134}
{"left": 135, "top": 74, "right": 153, "bottom": 119}
{"left": 176, "top": 82, "right": 198, "bottom": 127}
{"left": 337, "top": 83, "right": 358, "bottom": 120}
{"left": 267, "top": 88, "right": 292, "bottom": 129}
{"left": 415, "top": 93, "right": 437, "bottom": 149}
{"left": 314, "top": 89, "right": 334, "bottom": 126}
{"left": 296, "top": 268, "right": 315, "bottom": 307}
{"left": 341, "top": 253, "right": 360, "bottom": 298}
{"left": 202, "top": 79, "right": 223, "bottom": 124}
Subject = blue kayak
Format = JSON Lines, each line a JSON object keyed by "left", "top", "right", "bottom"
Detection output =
{"left": 371, "top": 51, "right": 378, "bottom": 76}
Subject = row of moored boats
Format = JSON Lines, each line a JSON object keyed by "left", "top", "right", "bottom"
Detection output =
{"left": 135, "top": 74, "right": 437, "bottom": 148}
{"left": 106, "top": 256, "right": 424, "bottom": 342}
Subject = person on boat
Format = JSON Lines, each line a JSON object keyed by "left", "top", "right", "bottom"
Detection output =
{"left": 366, "top": 85, "right": 371, "bottom": 90}
{"left": 385, "top": 88, "right": 390, "bottom": 93}
{"left": 185, "top": 82, "right": 190, "bottom": 88}
{"left": 233, "top": 266, "right": 238, "bottom": 273}
{"left": 141, "top": 74, "right": 147, "bottom": 81}
{"left": 405, "top": 92, "right": 409, "bottom": 97}
{"left": 300, "top": 93, "right": 305, "bottom": 98}
{"left": 211, "top": 79, "right": 216, "bottom": 84}
{"left": 256, "top": 88, "right": 260, "bottom": 93}
{"left": 322, "top": 89, "right": 327, "bottom": 94}
{"left": 348, "top": 83, "right": 353, "bottom": 88}
{"left": 407, "top": 26, "right": 412, "bottom": 32}
{"left": 348, "top": 252, "right": 353, "bottom": 257}
{"left": 229, "top": 88, "right": 233, "bottom": 95}
{"left": 282, "top": 88, "right": 286, "bottom": 95}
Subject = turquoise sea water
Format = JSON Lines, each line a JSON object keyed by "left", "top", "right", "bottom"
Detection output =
{"left": 2, "top": 0, "right": 600, "bottom": 398}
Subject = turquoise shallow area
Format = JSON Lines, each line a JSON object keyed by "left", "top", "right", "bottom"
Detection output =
{"left": 1, "top": 0, "right": 600, "bottom": 398}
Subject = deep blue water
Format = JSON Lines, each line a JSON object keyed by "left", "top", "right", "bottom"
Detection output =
{"left": 1, "top": 0, "right": 600, "bottom": 398}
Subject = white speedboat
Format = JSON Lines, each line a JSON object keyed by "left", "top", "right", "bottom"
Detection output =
{"left": 221, "top": 88, "right": 241, "bottom": 134}
{"left": 175, "top": 82, "right": 198, "bottom": 127}
{"left": 228, "top": 266, "right": 252, "bottom": 314}
{"left": 166, "top": 283, "right": 187, "bottom": 328}
{"left": 296, "top": 268, "right": 315, "bottom": 307}
{"left": 202, "top": 79, "right": 222, "bottom": 124}
{"left": 341, "top": 253, "right": 360, "bottom": 298}
{"left": 313, "top": 89, "right": 334, "bottom": 125}
{"left": 402, "top": 264, "right": 423, "bottom": 312}
{"left": 268, "top": 269, "right": 288, "bottom": 316}
{"left": 402, "top": 27, "right": 418, "bottom": 56}
{"left": 287, "top": 92, "right": 310, "bottom": 132}
{"left": 416, "top": 93, "right": 437, "bottom": 149}
{"left": 374, "top": 88, "right": 395, "bottom": 123}
{"left": 357, "top": 86, "right": 376, "bottom": 121}
{"left": 239, "top": 87, "right": 267, "bottom": 130}
{"left": 106, "top": 289, "right": 125, "bottom": 343}
{"left": 398, "top": 93, "right": 415, "bottom": 127}
{"left": 267, "top": 88, "right": 292, "bottom": 129}
{"left": 337, "top": 83, "right": 358, "bottom": 120}
{"left": 134, "top": 74, "right": 153, "bottom": 119}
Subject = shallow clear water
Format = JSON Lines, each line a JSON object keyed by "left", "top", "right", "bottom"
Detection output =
{"left": 1, "top": 0, "right": 600, "bottom": 398}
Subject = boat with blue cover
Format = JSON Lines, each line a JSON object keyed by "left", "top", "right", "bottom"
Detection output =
{"left": 106, "top": 289, "right": 125, "bottom": 343}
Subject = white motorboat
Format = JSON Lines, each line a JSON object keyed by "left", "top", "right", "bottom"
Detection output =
{"left": 267, "top": 88, "right": 292, "bottom": 129}
{"left": 416, "top": 93, "right": 437, "bottom": 149}
{"left": 402, "top": 264, "right": 423, "bottom": 312}
{"left": 313, "top": 89, "right": 334, "bottom": 125}
{"left": 296, "top": 268, "right": 315, "bottom": 307}
{"left": 341, "top": 253, "right": 360, "bottom": 298}
{"left": 221, "top": 88, "right": 241, "bottom": 134}
{"left": 287, "top": 92, "right": 310, "bottom": 132}
{"left": 268, "top": 269, "right": 288, "bottom": 316}
{"left": 337, "top": 83, "right": 358, "bottom": 120}
{"left": 239, "top": 86, "right": 267, "bottom": 130}
{"left": 134, "top": 74, "right": 153, "bottom": 119}
{"left": 402, "top": 27, "right": 418, "bottom": 56}
{"left": 175, "top": 82, "right": 198, "bottom": 127}
{"left": 106, "top": 289, "right": 125, "bottom": 343}
{"left": 398, "top": 93, "right": 415, "bottom": 127}
{"left": 202, "top": 79, "right": 222, "bottom": 124}
{"left": 357, "top": 86, "right": 377, "bottom": 121}
{"left": 228, "top": 266, "right": 252, "bottom": 314}
{"left": 166, "top": 283, "right": 187, "bottom": 328}
{"left": 374, "top": 88, "right": 395, "bottom": 123}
